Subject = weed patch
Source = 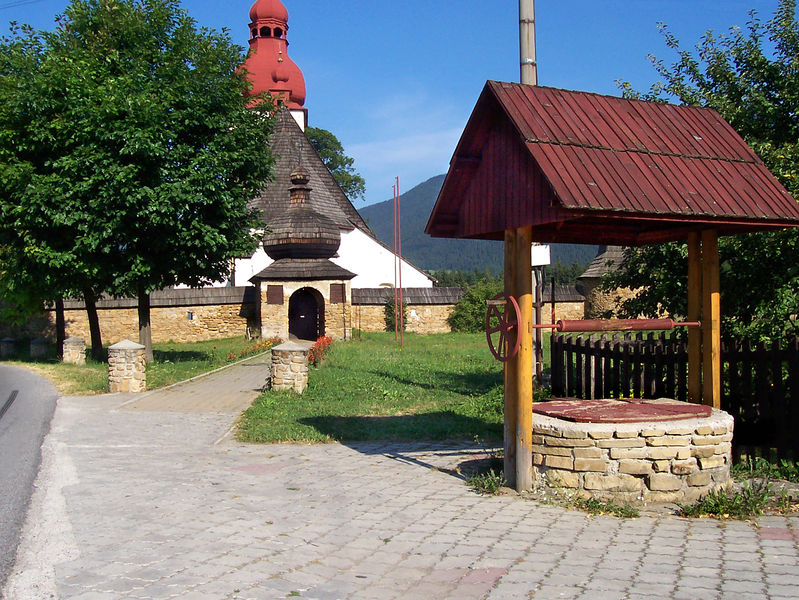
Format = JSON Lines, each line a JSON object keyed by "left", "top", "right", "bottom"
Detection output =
{"left": 680, "top": 480, "right": 774, "bottom": 519}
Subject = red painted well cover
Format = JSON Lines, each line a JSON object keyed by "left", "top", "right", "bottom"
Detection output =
{"left": 534, "top": 398, "right": 712, "bottom": 423}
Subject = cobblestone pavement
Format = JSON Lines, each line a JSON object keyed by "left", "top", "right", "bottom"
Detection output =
{"left": 4, "top": 359, "right": 799, "bottom": 600}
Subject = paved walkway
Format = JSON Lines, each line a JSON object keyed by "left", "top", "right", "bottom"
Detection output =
{"left": 3, "top": 357, "right": 799, "bottom": 600}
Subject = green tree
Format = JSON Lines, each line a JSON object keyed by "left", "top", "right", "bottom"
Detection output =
{"left": 306, "top": 126, "right": 366, "bottom": 202}
{"left": 447, "top": 276, "right": 503, "bottom": 333}
{"left": 0, "top": 1, "right": 275, "bottom": 361}
{"left": 609, "top": 0, "right": 799, "bottom": 342}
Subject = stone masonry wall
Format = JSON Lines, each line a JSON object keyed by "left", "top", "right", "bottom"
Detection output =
{"left": 533, "top": 410, "right": 733, "bottom": 505}
{"left": 259, "top": 279, "right": 352, "bottom": 341}
{"left": 63, "top": 304, "right": 253, "bottom": 345}
{"left": 353, "top": 304, "right": 455, "bottom": 334}
{"left": 354, "top": 301, "right": 584, "bottom": 335}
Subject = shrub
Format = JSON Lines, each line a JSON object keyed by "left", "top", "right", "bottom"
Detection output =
{"left": 447, "top": 276, "right": 503, "bottom": 333}
{"left": 383, "top": 295, "right": 408, "bottom": 332}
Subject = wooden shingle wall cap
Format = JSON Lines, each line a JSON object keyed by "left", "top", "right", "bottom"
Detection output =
{"left": 60, "top": 287, "right": 257, "bottom": 310}
{"left": 352, "top": 287, "right": 465, "bottom": 305}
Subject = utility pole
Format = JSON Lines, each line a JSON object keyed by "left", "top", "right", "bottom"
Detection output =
{"left": 519, "top": 0, "right": 537, "bottom": 85}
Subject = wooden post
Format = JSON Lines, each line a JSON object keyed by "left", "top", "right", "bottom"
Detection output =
{"left": 504, "top": 229, "right": 518, "bottom": 489}
{"left": 687, "top": 233, "right": 702, "bottom": 404}
{"left": 514, "top": 226, "right": 534, "bottom": 492}
{"left": 701, "top": 229, "right": 721, "bottom": 409}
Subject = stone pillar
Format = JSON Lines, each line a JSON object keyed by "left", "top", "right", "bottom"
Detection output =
{"left": 30, "top": 338, "right": 48, "bottom": 359}
{"left": 0, "top": 337, "right": 16, "bottom": 358}
{"left": 108, "top": 340, "right": 146, "bottom": 393}
{"left": 270, "top": 341, "right": 310, "bottom": 393}
{"left": 63, "top": 337, "right": 86, "bottom": 365}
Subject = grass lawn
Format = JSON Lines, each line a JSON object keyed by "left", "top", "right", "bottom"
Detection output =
{"left": 3, "top": 336, "right": 277, "bottom": 395}
{"left": 238, "top": 331, "right": 552, "bottom": 444}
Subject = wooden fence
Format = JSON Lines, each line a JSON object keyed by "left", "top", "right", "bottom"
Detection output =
{"left": 550, "top": 332, "right": 799, "bottom": 458}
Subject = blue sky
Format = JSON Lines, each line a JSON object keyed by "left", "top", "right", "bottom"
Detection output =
{"left": 1, "top": 0, "right": 788, "bottom": 205}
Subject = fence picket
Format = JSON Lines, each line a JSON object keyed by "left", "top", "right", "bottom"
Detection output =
{"left": 549, "top": 333, "right": 799, "bottom": 458}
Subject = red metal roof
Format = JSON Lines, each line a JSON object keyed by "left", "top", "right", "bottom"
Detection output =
{"left": 426, "top": 81, "right": 799, "bottom": 244}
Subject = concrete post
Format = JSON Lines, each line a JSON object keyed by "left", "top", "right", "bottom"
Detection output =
{"left": 270, "top": 341, "right": 311, "bottom": 393}
{"left": 63, "top": 337, "right": 86, "bottom": 365}
{"left": 108, "top": 340, "right": 147, "bottom": 393}
{"left": 0, "top": 337, "right": 16, "bottom": 358}
{"left": 29, "top": 338, "right": 48, "bottom": 359}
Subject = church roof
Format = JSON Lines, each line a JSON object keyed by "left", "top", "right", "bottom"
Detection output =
{"left": 251, "top": 258, "right": 356, "bottom": 281}
{"left": 250, "top": 109, "right": 374, "bottom": 235}
{"left": 579, "top": 246, "right": 626, "bottom": 280}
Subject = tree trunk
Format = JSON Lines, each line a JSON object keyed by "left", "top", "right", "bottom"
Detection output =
{"left": 137, "top": 283, "right": 153, "bottom": 363}
{"left": 83, "top": 288, "right": 104, "bottom": 362}
{"left": 55, "top": 297, "right": 65, "bottom": 360}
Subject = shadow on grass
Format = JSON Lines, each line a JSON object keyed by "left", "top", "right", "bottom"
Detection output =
{"left": 364, "top": 368, "right": 503, "bottom": 397}
{"left": 299, "top": 411, "right": 501, "bottom": 444}
{"left": 152, "top": 349, "right": 209, "bottom": 363}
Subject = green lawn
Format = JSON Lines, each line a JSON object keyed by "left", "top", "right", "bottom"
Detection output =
{"left": 238, "top": 331, "right": 551, "bottom": 444}
{"left": 3, "top": 336, "right": 277, "bottom": 395}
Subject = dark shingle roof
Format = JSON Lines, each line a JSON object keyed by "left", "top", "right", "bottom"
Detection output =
{"left": 352, "top": 287, "right": 464, "bottom": 305}
{"left": 578, "top": 246, "right": 626, "bottom": 280}
{"left": 250, "top": 109, "right": 373, "bottom": 234}
{"left": 251, "top": 258, "right": 356, "bottom": 281}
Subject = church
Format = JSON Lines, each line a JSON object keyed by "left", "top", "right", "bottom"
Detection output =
{"left": 225, "top": 0, "right": 433, "bottom": 340}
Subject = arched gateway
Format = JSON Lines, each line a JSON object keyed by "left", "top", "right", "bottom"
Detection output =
{"left": 288, "top": 287, "right": 324, "bottom": 340}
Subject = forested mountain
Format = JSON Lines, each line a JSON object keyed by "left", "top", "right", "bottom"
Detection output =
{"left": 358, "top": 174, "right": 600, "bottom": 274}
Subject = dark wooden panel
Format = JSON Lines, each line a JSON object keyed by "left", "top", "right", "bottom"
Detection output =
{"left": 266, "top": 285, "right": 284, "bottom": 305}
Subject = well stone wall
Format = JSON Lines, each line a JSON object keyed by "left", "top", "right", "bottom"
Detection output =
{"left": 533, "top": 410, "right": 733, "bottom": 505}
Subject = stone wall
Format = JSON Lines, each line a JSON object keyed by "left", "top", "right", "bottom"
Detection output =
{"left": 258, "top": 279, "right": 352, "bottom": 341}
{"left": 533, "top": 410, "right": 733, "bottom": 505}
{"left": 62, "top": 303, "right": 254, "bottom": 345}
{"left": 353, "top": 304, "right": 455, "bottom": 334}
{"left": 581, "top": 280, "right": 638, "bottom": 319}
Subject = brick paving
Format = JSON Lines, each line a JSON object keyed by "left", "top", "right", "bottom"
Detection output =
{"left": 4, "top": 356, "right": 799, "bottom": 600}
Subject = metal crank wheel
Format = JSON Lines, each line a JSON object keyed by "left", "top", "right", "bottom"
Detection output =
{"left": 485, "top": 293, "right": 521, "bottom": 362}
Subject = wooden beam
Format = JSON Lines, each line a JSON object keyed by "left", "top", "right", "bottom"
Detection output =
{"left": 504, "top": 229, "right": 518, "bottom": 489}
{"left": 514, "top": 226, "right": 534, "bottom": 492}
{"left": 701, "top": 229, "right": 722, "bottom": 409}
{"left": 687, "top": 233, "right": 702, "bottom": 404}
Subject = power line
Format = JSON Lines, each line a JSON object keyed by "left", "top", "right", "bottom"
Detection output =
{"left": 0, "top": 0, "right": 48, "bottom": 11}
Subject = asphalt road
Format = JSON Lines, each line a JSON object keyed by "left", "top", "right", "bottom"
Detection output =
{"left": 0, "top": 365, "right": 57, "bottom": 591}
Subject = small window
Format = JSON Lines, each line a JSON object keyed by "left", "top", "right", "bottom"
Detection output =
{"left": 260, "top": 26, "right": 271, "bottom": 37}
{"left": 267, "top": 285, "right": 284, "bottom": 305}
{"left": 330, "top": 283, "right": 346, "bottom": 304}
{"left": 273, "top": 28, "right": 283, "bottom": 38}
{"left": 251, "top": 28, "right": 258, "bottom": 38}
{"left": 187, "top": 311, "right": 194, "bottom": 321}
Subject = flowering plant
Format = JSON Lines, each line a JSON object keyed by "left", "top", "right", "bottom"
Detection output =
{"left": 307, "top": 336, "right": 333, "bottom": 366}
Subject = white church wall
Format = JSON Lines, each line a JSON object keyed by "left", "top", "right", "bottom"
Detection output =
{"left": 228, "top": 228, "right": 432, "bottom": 289}
{"left": 332, "top": 229, "right": 432, "bottom": 289}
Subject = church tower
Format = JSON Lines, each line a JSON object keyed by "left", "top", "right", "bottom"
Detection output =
{"left": 242, "top": 0, "right": 308, "bottom": 130}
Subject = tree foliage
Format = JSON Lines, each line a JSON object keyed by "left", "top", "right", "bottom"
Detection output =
{"left": 0, "top": 0, "right": 275, "bottom": 359}
{"left": 447, "top": 276, "right": 503, "bottom": 333}
{"left": 610, "top": 0, "right": 799, "bottom": 342}
{"left": 305, "top": 126, "right": 366, "bottom": 202}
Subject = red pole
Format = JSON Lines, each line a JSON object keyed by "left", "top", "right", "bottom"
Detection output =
{"left": 397, "top": 176, "right": 404, "bottom": 347}
{"left": 393, "top": 182, "right": 398, "bottom": 341}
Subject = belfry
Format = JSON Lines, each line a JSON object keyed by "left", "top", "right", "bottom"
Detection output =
{"left": 241, "top": 0, "right": 307, "bottom": 129}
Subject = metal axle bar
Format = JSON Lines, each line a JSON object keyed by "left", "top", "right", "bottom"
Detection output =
{"left": 531, "top": 318, "right": 701, "bottom": 332}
